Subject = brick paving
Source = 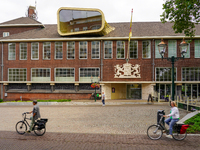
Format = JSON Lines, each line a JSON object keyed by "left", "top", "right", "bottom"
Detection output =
{"left": 0, "top": 103, "right": 199, "bottom": 150}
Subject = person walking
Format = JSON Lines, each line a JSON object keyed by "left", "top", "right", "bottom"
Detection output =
{"left": 102, "top": 92, "right": 105, "bottom": 106}
{"left": 163, "top": 101, "right": 179, "bottom": 139}
{"left": 26, "top": 100, "right": 41, "bottom": 133}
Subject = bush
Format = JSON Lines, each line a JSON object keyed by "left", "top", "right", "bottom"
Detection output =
{"left": 184, "top": 113, "right": 200, "bottom": 133}
{"left": 37, "top": 99, "right": 71, "bottom": 102}
{"left": 0, "top": 99, "right": 3, "bottom": 103}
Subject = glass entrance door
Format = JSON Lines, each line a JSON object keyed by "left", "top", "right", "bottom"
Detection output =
{"left": 127, "top": 84, "right": 141, "bottom": 99}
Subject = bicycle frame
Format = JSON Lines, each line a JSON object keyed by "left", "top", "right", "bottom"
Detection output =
{"left": 21, "top": 113, "right": 31, "bottom": 127}
{"left": 156, "top": 115, "right": 168, "bottom": 132}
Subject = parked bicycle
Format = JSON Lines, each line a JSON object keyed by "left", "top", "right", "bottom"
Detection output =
{"left": 15, "top": 112, "right": 48, "bottom": 136}
{"left": 147, "top": 110, "right": 189, "bottom": 141}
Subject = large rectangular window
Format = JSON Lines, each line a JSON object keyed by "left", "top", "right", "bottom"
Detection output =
{"left": 182, "top": 68, "right": 200, "bottom": 81}
{"left": 8, "top": 43, "right": 16, "bottom": 60}
{"left": 31, "top": 42, "right": 39, "bottom": 60}
{"left": 195, "top": 40, "right": 200, "bottom": 58}
{"left": 104, "top": 41, "right": 112, "bottom": 59}
{"left": 20, "top": 43, "right": 27, "bottom": 60}
{"left": 156, "top": 67, "right": 176, "bottom": 81}
{"left": 155, "top": 40, "right": 162, "bottom": 58}
{"left": 31, "top": 68, "right": 50, "bottom": 81}
{"left": 91, "top": 41, "right": 100, "bottom": 59}
{"left": 129, "top": 40, "right": 138, "bottom": 59}
{"left": 67, "top": 41, "right": 75, "bottom": 59}
{"left": 79, "top": 41, "right": 87, "bottom": 59}
{"left": 142, "top": 40, "right": 151, "bottom": 58}
{"left": 55, "top": 68, "right": 75, "bottom": 81}
{"left": 116, "top": 41, "right": 125, "bottom": 59}
{"left": 55, "top": 42, "right": 63, "bottom": 59}
{"left": 8, "top": 68, "right": 26, "bottom": 81}
{"left": 79, "top": 68, "right": 99, "bottom": 82}
{"left": 43, "top": 42, "right": 51, "bottom": 60}
{"left": 168, "top": 40, "right": 177, "bottom": 57}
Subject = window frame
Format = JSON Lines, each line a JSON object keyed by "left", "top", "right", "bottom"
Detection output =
{"left": 31, "top": 68, "right": 51, "bottom": 81}
{"left": 129, "top": 40, "right": 138, "bottom": 59}
{"left": 142, "top": 40, "right": 151, "bottom": 59}
{"left": 8, "top": 68, "right": 27, "bottom": 81}
{"left": 3, "top": 32, "right": 9, "bottom": 37}
{"left": 31, "top": 42, "right": 39, "bottom": 60}
{"left": 20, "top": 43, "right": 27, "bottom": 60}
{"left": 155, "top": 67, "right": 177, "bottom": 81}
{"left": 116, "top": 41, "right": 125, "bottom": 59}
{"left": 8, "top": 43, "right": 16, "bottom": 60}
{"left": 168, "top": 40, "right": 177, "bottom": 57}
{"left": 54, "top": 68, "right": 75, "bottom": 82}
{"left": 43, "top": 42, "right": 51, "bottom": 60}
{"left": 104, "top": 41, "right": 113, "bottom": 59}
{"left": 79, "top": 41, "right": 88, "bottom": 59}
{"left": 79, "top": 67, "right": 100, "bottom": 82}
{"left": 155, "top": 40, "right": 162, "bottom": 58}
{"left": 91, "top": 41, "right": 100, "bottom": 59}
{"left": 194, "top": 40, "right": 200, "bottom": 58}
{"left": 67, "top": 41, "right": 75, "bottom": 59}
{"left": 54, "top": 42, "right": 63, "bottom": 59}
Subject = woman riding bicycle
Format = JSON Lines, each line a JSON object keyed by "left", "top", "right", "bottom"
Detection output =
{"left": 163, "top": 101, "right": 179, "bottom": 139}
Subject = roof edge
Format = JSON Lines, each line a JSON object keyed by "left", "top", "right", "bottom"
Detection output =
{"left": 0, "top": 24, "right": 45, "bottom": 28}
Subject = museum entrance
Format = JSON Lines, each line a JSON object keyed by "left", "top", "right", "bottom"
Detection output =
{"left": 127, "top": 84, "right": 142, "bottom": 99}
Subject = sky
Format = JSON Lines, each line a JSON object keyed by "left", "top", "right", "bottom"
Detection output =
{"left": 0, "top": 0, "right": 165, "bottom": 24}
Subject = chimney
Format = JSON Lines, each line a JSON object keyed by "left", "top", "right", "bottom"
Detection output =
{"left": 28, "top": 6, "right": 37, "bottom": 20}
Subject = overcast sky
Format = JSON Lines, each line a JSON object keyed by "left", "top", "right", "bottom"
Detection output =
{"left": 0, "top": 0, "right": 165, "bottom": 24}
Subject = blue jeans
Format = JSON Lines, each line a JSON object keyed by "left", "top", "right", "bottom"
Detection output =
{"left": 102, "top": 99, "right": 105, "bottom": 105}
{"left": 165, "top": 117, "right": 179, "bottom": 135}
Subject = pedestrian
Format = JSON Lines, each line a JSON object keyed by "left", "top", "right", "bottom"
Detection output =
{"left": 163, "top": 101, "right": 179, "bottom": 139}
{"left": 102, "top": 92, "right": 105, "bottom": 106}
{"left": 26, "top": 100, "right": 41, "bottom": 133}
{"left": 147, "top": 94, "right": 153, "bottom": 103}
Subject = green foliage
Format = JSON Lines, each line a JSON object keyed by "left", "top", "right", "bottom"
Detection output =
{"left": 184, "top": 113, "right": 200, "bottom": 133}
{"left": 37, "top": 99, "right": 71, "bottom": 102}
{"left": 161, "top": 0, "right": 200, "bottom": 38}
{"left": 0, "top": 99, "right": 3, "bottom": 103}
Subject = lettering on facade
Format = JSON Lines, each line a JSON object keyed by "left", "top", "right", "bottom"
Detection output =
{"left": 114, "top": 63, "right": 141, "bottom": 78}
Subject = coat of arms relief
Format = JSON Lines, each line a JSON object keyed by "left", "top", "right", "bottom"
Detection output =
{"left": 114, "top": 63, "right": 141, "bottom": 78}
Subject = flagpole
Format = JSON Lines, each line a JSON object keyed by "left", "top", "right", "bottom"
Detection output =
{"left": 127, "top": 9, "right": 133, "bottom": 63}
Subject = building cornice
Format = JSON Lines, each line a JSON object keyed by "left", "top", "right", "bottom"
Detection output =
{"left": 0, "top": 24, "right": 45, "bottom": 28}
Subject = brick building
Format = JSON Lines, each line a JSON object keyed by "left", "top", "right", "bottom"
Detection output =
{"left": 1, "top": 6, "right": 200, "bottom": 101}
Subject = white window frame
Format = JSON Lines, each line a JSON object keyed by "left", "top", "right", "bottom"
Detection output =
{"left": 194, "top": 40, "right": 200, "bottom": 58}
{"left": 31, "top": 68, "right": 51, "bottom": 81}
{"left": 54, "top": 42, "right": 63, "bottom": 59}
{"left": 54, "top": 68, "right": 75, "bottom": 82}
{"left": 142, "top": 40, "right": 151, "bottom": 59}
{"left": 8, "top": 68, "right": 27, "bottom": 81}
{"left": 184, "top": 40, "right": 190, "bottom": 58}
{"left": 182, "top": 67, "right": 200, "bottom": 81}
{"left": 20, "top": 43, "right": 27, "bottom": 60}
{"left": 3, "top": 32, "right": 9, "bottom": 37}
{"left": 155, "top": 67, "right": 177, "bottom": 81}
{"left": 8, "top": 43, "right": 16, "bottom": 60}
{"left": 155, "top": 40, "right": 162, "bottom": 58}
{"left": 104, "top": 41, "right": 113, "bottom": 59}
{"left": 116, "top": 41, "right": 125, "bottom": 59}
{"left": 91, "top": 41, "right": 100, "bottom": 59}
{"left": 129, "top": 40, "right": 138, "bottom": 59}
{"left": 168, "top": 40, "right": 177, "bottom": 57}
{"left": 43, "top": 42, "right": 51, "bottom": 60}
{"left": 31, "top": 42, "right": 39, "bottom": 60}
{"left": 79, "top": 41, "right": 88, "bottom": 59}
{"left": 67, "top": 41, "right": 75, "bottom": 59}
{"left": 79, "top": 67, "right": 100, "bottom": 82}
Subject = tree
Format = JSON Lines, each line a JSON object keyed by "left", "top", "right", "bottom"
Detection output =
{"left": 161, "top": 0, "right": 200, "bottom": 38}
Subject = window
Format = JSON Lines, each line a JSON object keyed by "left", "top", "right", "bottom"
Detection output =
{"left": 91, "top": 41, "right": 100, "bottom": 59}
{"left": 55, "top": 68, "right": 75, "bottom": 81}
{"left": 104, "top": 41, "right": 112, "bottom": 59}
{"left": 31, "top": 68, "right": 50, "bottom": 81}
{"left": 182, "top": 68, "right": 200, "bottom": 81}
{"left": 8, "top": 43, "right": 16, "bottom": 60}
{"left": 3, "top": 32, "right": 9, "bottom": 37}
{"left": 116, "top": 41, "right": 125, "bottom": 59}
{"left": 67, "top": 42, "right": 75, "bottom": 59}
{"left": 8, "top": 68, "right": 26, "bottom": 81}
{"left": 20, "top": 43, "right": 27, "bottom": 60}
{"left": 83, "top": 27, "right": 87, "bottom": 31}
{"left": 43, "top": 42, "right": 51, "bottom": 60}
{"left": 31, "top": 42, "right": 39, "bottom": 60}
{"left": 168, "top": 40, "right": 177, "bottom": 57}
{"left": 75, "top": 28, "right": 79, "bottom": 32}
{"left": 156, "top": 68, "right": 176, "bottom": 81}
{"left": 129, "top": 41, "right": 138, "bottom": 59}
{"left": 55, "top": 42, "right": 63, "bottom": 59}
{"left": 195, "top": 40, "right": 200, "bottom": 58}
{"left": 79, "top": 41, "right": 87, "bottom": 59}
{"left": 142, "top": 40, "right": 151, "bottom": 58}
{"left": 79, "top": 68, "right": 99, "bottom": 82}
{"left": 155, "top": 40, "right": 162, "bottom": 58}
{"left": 184, "top": 40, "right": 190, "bottom": 58}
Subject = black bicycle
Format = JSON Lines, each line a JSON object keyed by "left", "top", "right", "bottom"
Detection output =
{"left": 147, "top": 111, "right": 188, "bottom": 141}
{"left": 15, "top": 112, "right": 48, "bottom": 136}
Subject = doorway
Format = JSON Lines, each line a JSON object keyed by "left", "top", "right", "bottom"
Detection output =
{"left": 127, "top": 84, "right": 142, "bottom": 99}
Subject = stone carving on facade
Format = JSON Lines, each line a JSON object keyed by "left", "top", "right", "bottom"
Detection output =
{"left": 114, "top": 63, "right": 141, "bottom": 78}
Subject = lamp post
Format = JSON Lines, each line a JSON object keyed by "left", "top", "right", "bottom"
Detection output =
{"left": 157, "top": 39, "right": 188, "bottom": 101}
{"left": 91, "top": 76, "right": 100, "bottom": 102}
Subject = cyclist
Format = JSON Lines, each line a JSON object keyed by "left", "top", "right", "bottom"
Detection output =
{"left": 163, "top": 101, "right": 179, "bottom": 139}
{"left": 26, "top": 100, "right": 41, "bottom": 133}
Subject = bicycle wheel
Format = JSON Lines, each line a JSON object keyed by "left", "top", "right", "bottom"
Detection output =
{"left": 172, "top": 130, "right": 187, "bottom": 141}
{"left": 34, "top": 124, "right": 46, "bottom": 136}
{"left": 16, "top": 121, "right": 27, "bottom": 135}
{"left": 147, "top": 125, "right": 163, "bottom": 140}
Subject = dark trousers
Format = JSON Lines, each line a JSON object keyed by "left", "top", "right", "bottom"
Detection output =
{"left": 102, "top": 99, "right": 105, "bottom": 105}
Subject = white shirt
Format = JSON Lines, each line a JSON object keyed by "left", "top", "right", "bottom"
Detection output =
{"left": 167, "top": 107, "right": 179, "bottom": 119}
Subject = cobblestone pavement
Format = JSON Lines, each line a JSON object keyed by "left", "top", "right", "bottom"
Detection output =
{"left": 0, "top": 104, "right": 199, "bottom": 150}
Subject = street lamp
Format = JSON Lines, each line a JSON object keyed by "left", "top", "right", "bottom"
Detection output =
{"left": 157, "top": 39, "right": 188, "bottom": 101}
{"left": 91, "top": 76, "right": 100, "bottom": 102}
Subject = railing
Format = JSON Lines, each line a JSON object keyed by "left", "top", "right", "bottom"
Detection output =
{"left": 176, "top": 96, "right": 200, "bottom": 111}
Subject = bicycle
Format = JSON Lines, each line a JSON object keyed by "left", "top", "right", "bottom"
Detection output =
{"left": 15, "top": 112, "right": 48, "bottom": 136}
{"left": 147, "top": 110, "right": 188, "bottom": 141}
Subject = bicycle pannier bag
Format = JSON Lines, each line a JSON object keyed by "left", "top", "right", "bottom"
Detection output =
{"left": 180, "top": 125, "right": 189, "bottom": 134}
